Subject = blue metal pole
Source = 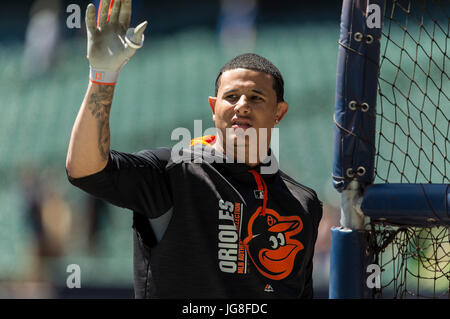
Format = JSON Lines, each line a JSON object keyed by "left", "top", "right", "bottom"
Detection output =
{"left": 329, "top": 227, "right": 372, "bottom": 299}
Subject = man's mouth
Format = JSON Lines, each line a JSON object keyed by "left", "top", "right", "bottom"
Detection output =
{"left": 231, "top": 118, "right": 252, "bottom": 130}
{"left": 232, "top": 124, "right": 252, "bottom": 130}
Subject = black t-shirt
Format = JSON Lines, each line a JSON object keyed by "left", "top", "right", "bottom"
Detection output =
{"left": 67, "top": 144, "right": 322, "bottom": 298}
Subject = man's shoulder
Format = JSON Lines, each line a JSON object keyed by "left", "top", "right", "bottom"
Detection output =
{"left": 125, "top": 147, "right": 173, "bottom": 170}
{"left": 132, "top": 147, "right": 172, "bottom": 162}
{"left": 278, "top": 170, "right": 319, "bottom": 201}
{"left": 278, "top": 170, "right": 323, "bottom": 225}
{"left": 136, "top": 145, "right": 212, "bottom": 170}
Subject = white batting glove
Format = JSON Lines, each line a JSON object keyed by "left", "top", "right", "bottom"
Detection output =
{"left": 86, "top": 0, "right": 147, "bottom": 85}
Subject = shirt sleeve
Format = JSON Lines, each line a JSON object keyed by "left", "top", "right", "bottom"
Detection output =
{"left": 300, "top": 256, "right": 314, "bottom": 299}
{"left": 66, "top": 147, "right": 173, "bottom": 219}
{"left": 301, "top": 195, "right": 323, "bottom": 299}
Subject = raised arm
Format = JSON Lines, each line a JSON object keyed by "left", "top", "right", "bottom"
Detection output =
{"left": 66, "top": 0, "right": 147, "bottom": 178}
{"left": 66, "top": 82, "right": 115, "bottom": 177}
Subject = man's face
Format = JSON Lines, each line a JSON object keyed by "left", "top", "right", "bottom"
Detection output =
{"left": 209, "top": 68, "right": 288, "bottom": 165}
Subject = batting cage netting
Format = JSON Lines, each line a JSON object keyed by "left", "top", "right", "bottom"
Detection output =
{"left": 331, "top": 0, "right": 449, "bottom": 299}
{"left": 371, "top": 0, "right": 449, "bottom": 299}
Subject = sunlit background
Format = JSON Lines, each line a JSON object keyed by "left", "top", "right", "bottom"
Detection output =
{"left": 0, "top": 0, "right": 342, "bottom": 298}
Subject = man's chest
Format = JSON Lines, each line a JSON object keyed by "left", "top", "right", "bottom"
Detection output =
{"left": 168, "top": 163, "right": 315, "bottom": 281}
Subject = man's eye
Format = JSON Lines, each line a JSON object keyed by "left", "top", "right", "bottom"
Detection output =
{"left": 252, "top": 96, "right": 263, "bottom": 101}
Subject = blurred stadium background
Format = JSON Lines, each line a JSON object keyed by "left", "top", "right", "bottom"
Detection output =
{"left": 0, "top": 0, "right": 342, "bottom": 298}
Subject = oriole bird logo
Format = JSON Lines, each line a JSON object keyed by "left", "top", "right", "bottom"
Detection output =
{"left": 243, "top": 208, "right": 304, "bottom": 280}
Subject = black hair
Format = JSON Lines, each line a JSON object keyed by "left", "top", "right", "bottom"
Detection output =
{"left": 215, "top": 53, "right": 285, "bottom": 102}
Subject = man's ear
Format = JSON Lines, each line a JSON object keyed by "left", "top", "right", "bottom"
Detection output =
{"left": 276, "top": 101, "right": 289, "bottom": 123}
{"left": 208, "top": 96, "right": 217, "bottom": 121}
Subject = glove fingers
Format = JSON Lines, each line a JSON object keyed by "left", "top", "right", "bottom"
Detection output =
{"left": 124, "top": 21, "right": 146, "bottom": 56}
{"left": 119, "top": 0, "right": 132, "bottom": 30}
{"left": 98, "top": 0, "right": 111, "bottom": 29}
{"left": 109, "top": 0, "right": 120, "bottom": 24}
{"left": 130, "top": 21, "right": 147, "bottom": 44}
{"left": 85, "top": 4, "right": 97, "bottom": 34}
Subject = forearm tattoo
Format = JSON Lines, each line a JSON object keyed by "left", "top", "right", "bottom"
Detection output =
{"left": 86, "top": 85, "right": 114, "bottom": 160}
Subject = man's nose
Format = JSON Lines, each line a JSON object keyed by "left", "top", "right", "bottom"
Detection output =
{"left": 234, "top": 95, "right": 250, "bottom": 114}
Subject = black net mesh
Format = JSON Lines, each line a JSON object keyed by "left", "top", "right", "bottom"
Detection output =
{"left": 368, "top": 222, "right": 449, "bottom": 298}
{"left": 375, "top": 0, "right": 449, "bottom": 184}
{"left": 369, "top": 0, "right": 450, "bottom": 299}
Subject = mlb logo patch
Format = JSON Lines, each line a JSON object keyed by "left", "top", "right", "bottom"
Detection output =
{"left": 254, "top": 190, "right": 264, "bottom": 199}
